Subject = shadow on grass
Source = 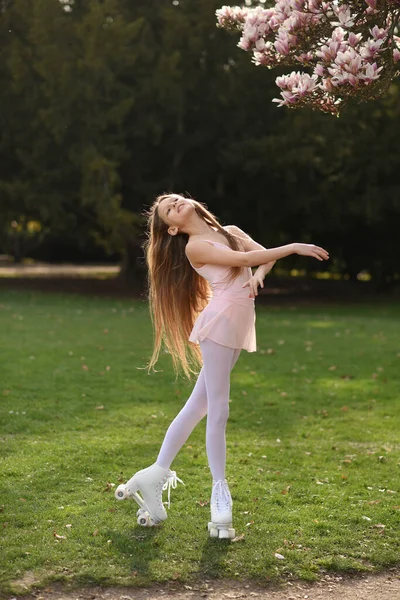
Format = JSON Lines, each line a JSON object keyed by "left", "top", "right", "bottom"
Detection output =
{"left": 198, "top": 537, "right": 231, "bottom": 578}
{"left": 107, "top": 524, "right": 233, "bottom": 581}
{"left": 106, "top": 526, "right": 160, "bottom": 578}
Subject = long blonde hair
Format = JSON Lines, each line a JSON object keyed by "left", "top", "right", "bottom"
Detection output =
{"left": 142, "top": 193, "right": 245, "bottom": 380}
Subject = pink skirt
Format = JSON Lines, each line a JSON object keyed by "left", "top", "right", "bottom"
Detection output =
{"left": 189, "top": 294, "right": 256, "bottom": 352}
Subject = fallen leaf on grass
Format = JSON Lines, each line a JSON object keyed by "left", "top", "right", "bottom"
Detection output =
{"left": 246, "top": 521, "right": 254, "bottom": 527}
{"left": 274, "top": 553, "right": 285, "bottom": 560}
{"left": 82, "top": 364, "right": 89, "bottom": 371}
{"left": 103, "top": 482, "right": 115, "bottom": 492}
{"left": 196, "top": 500, "right": 209, "bottom": 507}
{"left": 93, "top": 530, "right": 99, "bottom": 536}
{"left": 281, "top": 486, "right": 291, "bottom": 495}
{"left": 53, "top": 531, "right": 67, "bottom": 540}
{"left": 95, "top": 406, "right": 104, "bottom": 410}
{"left": 368, "top": 500, "right": 381, "bottom": 505}
{"left": 231, "top": 533, "right": 245, "bottom": 542}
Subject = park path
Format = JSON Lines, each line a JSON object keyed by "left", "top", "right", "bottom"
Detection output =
{"left": 14, "top": 568, "right": 400, "bottom": 600}
{"left": 0, "top": 263, "right": 120, "bottom": 277}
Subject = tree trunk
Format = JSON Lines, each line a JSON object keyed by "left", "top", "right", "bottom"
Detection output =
{"left": 119, "top": 236, "right": 146, "bottom": 289}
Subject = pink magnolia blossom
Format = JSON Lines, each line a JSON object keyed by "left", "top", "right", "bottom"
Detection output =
{"left": 332, "top": 5, "right": 355, "bottom": 28}
{"left": 296, "top": 51, "right": 314, "bottom": 63}
{"left": 314, "top": 63, "right": 325, "bottom": 77}
{"left": 359, "top": 38, "right": 385, "bottom": 59}
{"left": 370, "top": 25, "right": 389, "bottom": 40}
{"left": 348, "top": 32, "right": 363, "bottom": 47}
{"left": 216, "top": 0, "right": 400, "bottom": 114}
{"left": 361, "top": 62, "right": 384, "bottom": 82}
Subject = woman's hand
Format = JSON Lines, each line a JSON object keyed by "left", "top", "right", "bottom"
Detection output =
{"left": 242, "top": 273, "right": 265, "bottom": 298}
{"left": 293, "top": 243, "right": 329, "bottom": 261}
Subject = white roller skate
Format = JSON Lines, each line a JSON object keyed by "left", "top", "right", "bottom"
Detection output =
{"left": 115, "top": 463, "right": 184, "bottom": 527}
{"left": 208, "top": 479, "right": 235, "bottom": 539}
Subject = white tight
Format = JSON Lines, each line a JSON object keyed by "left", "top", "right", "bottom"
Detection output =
{"left": 156, "top": 339, "right": 241, "bottom": 481}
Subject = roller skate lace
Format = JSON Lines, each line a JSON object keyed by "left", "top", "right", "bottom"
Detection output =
{"left": 212, "top": 480, "right": 231, "bottom": 511}
{"left": 162, "top": 470, "right": 185, "bottom": 509}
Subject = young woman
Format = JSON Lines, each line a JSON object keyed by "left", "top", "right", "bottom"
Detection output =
{"left": 115, "top": 193, "right": 329, "bottom": 538}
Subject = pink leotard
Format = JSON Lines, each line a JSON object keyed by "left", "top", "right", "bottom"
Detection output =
{"left": 187, "top": 240, "right": 256, "bottom": 352}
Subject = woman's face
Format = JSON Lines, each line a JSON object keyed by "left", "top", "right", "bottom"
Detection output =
{"left": 157, "top": 195, "right": 195, "bottom": 229}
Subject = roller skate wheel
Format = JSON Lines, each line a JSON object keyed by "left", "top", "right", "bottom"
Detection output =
{"left": 209, "top": 526, "right": 218, "bottom": 538}
{"left": 137, "top": 507, "right": 145, "bottom": 517}
{"left": 219, "top": 527, "right": 235, "bottom": 539}
{"left": 137, "top": 513, "right": 151, "bottom": 527}
{"left": 115, "top": 485, "right": 127, "bottom": 500}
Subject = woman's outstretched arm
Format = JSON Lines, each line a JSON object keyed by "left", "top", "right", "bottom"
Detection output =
{"left": 186, "top": 240, "right": 329, "bottom": 269}
{"left": 224, "top": 225, "right": 276, "bottom": 274}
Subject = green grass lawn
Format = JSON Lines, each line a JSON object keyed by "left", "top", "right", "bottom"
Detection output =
{"left": 0, "top": 289, "right": 399, "bottom": 594}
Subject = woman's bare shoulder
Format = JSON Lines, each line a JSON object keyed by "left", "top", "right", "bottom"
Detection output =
{"left": 224, "top": 224, "right": 251, "bottom": 240}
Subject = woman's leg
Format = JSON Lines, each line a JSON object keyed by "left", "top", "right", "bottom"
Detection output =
{"left": 200, "top": 339, "right": 241, "bottom": 482}
{"left": 156, "top": 344, "right": 241, "bottom": 471}
{"left": 156, "top": 367, "right": 208, "bottom": 469}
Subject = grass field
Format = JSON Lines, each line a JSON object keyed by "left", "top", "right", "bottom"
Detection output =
{"left": 0, "top": 289, "right": 399, "bottom": 595}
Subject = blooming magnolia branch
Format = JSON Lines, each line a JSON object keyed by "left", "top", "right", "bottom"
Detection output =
{"left": 216, "top": 1, "right": 400, "bottom": 114}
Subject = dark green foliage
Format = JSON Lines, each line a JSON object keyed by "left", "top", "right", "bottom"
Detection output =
{"left": 0, "top": 1, "right": 399, "bottom": 281}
